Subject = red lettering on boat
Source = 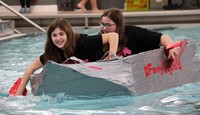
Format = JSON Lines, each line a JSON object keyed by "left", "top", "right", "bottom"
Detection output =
{"left": 144, "top": 60, "right": 182, "bottom": 78}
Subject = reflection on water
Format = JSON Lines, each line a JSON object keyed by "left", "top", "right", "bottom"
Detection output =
{"left": 1, "top": 27, "right": 200, "bottom": 115}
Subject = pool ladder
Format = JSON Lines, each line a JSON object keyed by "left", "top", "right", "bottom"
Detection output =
{"left": 0, "top": 0, "right": 46, "bottom": 33}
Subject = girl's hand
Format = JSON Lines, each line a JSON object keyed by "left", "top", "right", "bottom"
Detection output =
{"left": 168, "top": 47, "right": 180, "bottom": 60}
{"left": 103, "top": 54, "right": 113, "bottom": 60}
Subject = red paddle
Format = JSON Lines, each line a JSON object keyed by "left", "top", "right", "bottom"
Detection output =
{"left": 8, "top": 77, "right": 27, "bottom": 96}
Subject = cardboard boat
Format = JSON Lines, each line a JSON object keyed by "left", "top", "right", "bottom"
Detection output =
{"left": 30, "top": 40, "right": 200, "bottom": 97}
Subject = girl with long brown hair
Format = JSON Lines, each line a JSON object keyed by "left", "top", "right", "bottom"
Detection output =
{"left": 100, "top": 8, "right": 180, "bottom": 60}
{"left": 15, "top": 18, "right": 119, "bottom": 96}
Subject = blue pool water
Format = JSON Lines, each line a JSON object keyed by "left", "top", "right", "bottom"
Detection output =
{"left": 1, "top": 27, "right": 200, "bottom": 115}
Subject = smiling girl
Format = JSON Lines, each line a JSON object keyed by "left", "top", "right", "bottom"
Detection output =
{"left": 15, "top": 18, "right": 119, "bottom": 96}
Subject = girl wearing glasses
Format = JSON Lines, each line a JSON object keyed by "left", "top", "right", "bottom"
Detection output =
{"left": 99, "top": 8, "right": 180, "bottom": 60}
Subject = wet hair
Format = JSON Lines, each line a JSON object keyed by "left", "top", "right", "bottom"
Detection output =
{"left": 44, "top": 18, "right": 79, "bottom": 64}
{"left": 101, "top": 8, "right": 127, "bottom": 53}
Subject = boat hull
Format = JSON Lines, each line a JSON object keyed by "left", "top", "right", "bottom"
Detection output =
{"left": 30, "top": 42, "right": 200, "bottom": 96}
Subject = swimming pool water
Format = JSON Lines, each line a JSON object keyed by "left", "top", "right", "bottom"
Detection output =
{"left": 1, "top": 27, "right": 200, "bottom": 115}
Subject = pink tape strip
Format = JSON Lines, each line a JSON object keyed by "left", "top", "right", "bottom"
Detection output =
{"left": 88, "top": 66, "right": 102, "bottom": 70}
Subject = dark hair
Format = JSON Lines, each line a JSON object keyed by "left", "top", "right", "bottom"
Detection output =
{"left": 44, "top": 18, "right": 79, "bottom": 64}
{"left": 101, "top": 8, "right": 127, "bottom": 53}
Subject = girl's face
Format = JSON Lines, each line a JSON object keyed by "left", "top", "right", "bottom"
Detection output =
{"left": 51, "top": 27, "right": 67, "bottom": 49}
{"left": 100, "top": 16, "right": 117, "bottom": 33}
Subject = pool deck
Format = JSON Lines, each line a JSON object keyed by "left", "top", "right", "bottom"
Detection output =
{"left": 1, "top": 5, "right": 200, "bottom": 27}
{"left": 1, "top": 5, "right": 200, "bottom": 41}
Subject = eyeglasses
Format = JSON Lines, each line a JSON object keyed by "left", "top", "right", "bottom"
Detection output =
{"left": 99, "top": 22, "right": 115, "bottom": 29}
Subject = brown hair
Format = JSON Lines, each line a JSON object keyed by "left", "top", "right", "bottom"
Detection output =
{"left": 44, "top": 18, "right": 79, "bottom": 64}
{"left": 101, "top": 8, "right": 127, "bottom": 53}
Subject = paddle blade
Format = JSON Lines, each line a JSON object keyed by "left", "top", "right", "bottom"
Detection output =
{"left": 8, "top": 77, "right": 27, "bottom": 96}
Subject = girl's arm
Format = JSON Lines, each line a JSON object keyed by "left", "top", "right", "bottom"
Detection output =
{"left": 101, "top": 32, "right": 119, "bottom": 55}
{"left": 160, "top": 34, "right": 174, "bottom": 46}
{"left": 15, "top": 57, "right": 43, "bottom": 96}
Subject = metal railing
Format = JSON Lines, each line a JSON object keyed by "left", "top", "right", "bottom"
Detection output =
{"left": 0, "top": 0, "right": 46, "bottom": 32}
